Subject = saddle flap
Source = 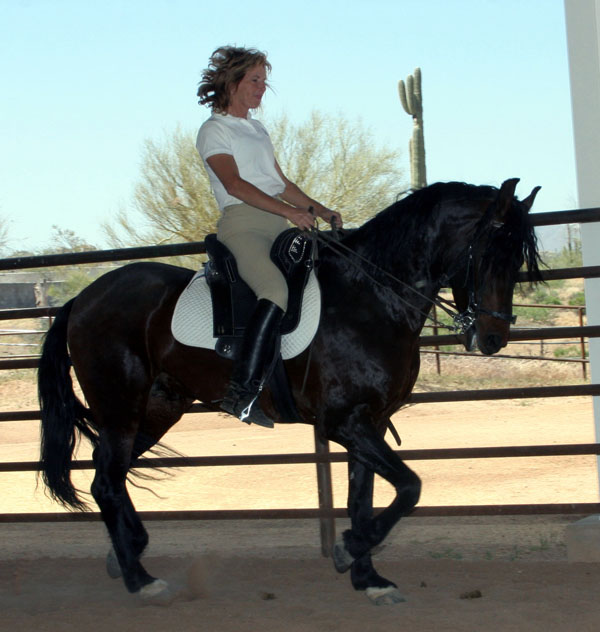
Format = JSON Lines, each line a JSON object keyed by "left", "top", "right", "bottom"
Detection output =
{"left": 204, "top": 229, "right": 314, "bottom": 339}
{"left": 270, "top": 229, "right": 314, "bottom": 334}
{"left": 204, "top": 234, "right": 257, "bottom": 337}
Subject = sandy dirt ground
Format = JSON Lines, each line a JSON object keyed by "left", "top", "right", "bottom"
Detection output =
{"left": 1, "top": 395, "right": 600, "bottom": 630}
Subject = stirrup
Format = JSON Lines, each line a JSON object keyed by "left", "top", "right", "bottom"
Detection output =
{"left": 239, "top": 403, "right": 275, "bottom": 429}
{"left": 220, "top": 384, "right": 275, "bottom": 429}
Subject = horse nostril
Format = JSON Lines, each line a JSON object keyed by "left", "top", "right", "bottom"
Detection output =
{"left": 483, "top": 333, "right": 503, "bottom": 354}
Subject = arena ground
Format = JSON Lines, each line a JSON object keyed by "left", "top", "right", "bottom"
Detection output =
{"left": 1, "top": 395, "right": 599, "bottom": 630}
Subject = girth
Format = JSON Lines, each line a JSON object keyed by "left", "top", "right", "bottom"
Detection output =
{"left": 204, "top": 228, "right": 314, "bottom": 360}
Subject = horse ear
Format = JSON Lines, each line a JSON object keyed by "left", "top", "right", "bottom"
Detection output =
{"left": 494, "top": 178, "right": 520, "bottom": 222}
{"left": 521, "top": 186, "right": 542, "bottom": 213}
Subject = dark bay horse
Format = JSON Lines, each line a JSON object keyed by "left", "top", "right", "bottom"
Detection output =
{"left": 38, "top": 179, "right": 541, "bottom": 605}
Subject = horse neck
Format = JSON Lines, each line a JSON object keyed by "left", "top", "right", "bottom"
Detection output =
{"left": 347, "top": 199, "right": 482, "bottom": 290}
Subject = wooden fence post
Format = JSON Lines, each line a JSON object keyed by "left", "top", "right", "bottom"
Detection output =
{"left": 313, "top": 428, "right": 335, "bottom": 557}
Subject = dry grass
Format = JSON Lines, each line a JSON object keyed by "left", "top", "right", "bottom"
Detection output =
{"left": 416, "top": 353, "right": 587, "bottom": 392}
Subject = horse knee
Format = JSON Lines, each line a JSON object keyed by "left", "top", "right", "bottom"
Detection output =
{"left": 91, "top": 474, "right": 120, "bottom": 503}
{"left": 404, "top": 470, "right": 422, "bottom": 509}
{"left": 91, "top": 476, "right": 106, "bottom": 504}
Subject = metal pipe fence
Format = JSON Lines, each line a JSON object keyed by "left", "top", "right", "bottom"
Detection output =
{"left": 0, "top": 206, "right": 599, "bottom": 552}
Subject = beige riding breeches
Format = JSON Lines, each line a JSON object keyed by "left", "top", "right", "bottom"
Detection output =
{"left": 217, "top": 203, "right": 290, "bottom": 311}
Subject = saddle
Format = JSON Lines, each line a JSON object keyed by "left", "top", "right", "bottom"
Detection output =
{"left": 204, "top": 228, "right": 315, "bottom": 359}
{"left": 204, "top": 229, "right": 315, "bottom": 424}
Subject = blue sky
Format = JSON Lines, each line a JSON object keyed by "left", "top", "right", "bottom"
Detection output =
{"left": 0, "top": 0, "right": 574, "bottom": 252}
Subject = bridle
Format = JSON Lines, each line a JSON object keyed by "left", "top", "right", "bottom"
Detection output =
{"left": 457, "top": 244, "right": 517, "bottom": 330}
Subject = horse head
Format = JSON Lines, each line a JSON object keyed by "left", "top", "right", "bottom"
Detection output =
{"left": 449, "top": 178, "right": 542, "bottom": 356}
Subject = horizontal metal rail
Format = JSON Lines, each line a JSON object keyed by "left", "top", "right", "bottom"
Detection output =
{"left": 529, "top": 207, "right": 600, "bottom": 226}
{"left": 3, "top": 443, "right": 599, "bottom": 473}
{"left": 0, "top": 307, "right": 58, "bottom": 320}
{"left": 0, "top": 242, "right": 207, "bottom": 271}
{"left": 410, "top": 384, "right": 600, "bottom": 403}
{"left": 1, "top": 325, "right": 597, "bottom": 372}
{"left": 419, "top": 325, "right": 600, "bottom": 347}
{"left": 520, "top": 265, "right": 600, "bottom": 282}
{"left": 420, "top": 349, "right": 589, "bottom": 364}
{"left": 1, "top": 384, "right": 597, "bottom": 424}
{"left": 1, "top": 503, "right": 599, "bottom": 523}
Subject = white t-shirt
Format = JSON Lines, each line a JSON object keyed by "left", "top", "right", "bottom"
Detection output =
{"left": 196, "top": 112, "right": 285, "bottom": 211}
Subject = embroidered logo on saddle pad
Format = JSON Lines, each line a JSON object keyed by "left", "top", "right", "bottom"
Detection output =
{"left": 171, "top": 270, "right": 321, "bottom": 359}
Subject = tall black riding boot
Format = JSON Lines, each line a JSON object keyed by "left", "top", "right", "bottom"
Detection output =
{"left": 221, "top": 299, "right": 284, "bottom": 428}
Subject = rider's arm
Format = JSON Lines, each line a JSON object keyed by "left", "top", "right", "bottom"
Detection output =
{"left": 274, "top": 160, "right": 343, "bottom": 228}
{"left": 206, "top": 153, "right": 315, "bottom": 231}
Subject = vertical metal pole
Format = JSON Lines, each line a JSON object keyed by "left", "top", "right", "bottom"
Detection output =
{"left": 432, "top": 304, "right": 441, "bottom": 375}
{"left": 579, "top": 306, "right": 587, "bottom": 380}
{"left": 313, "top": 427, "right": 335, "bottom": 557}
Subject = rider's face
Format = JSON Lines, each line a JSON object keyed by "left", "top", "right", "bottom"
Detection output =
{"left": 228, "top": 65, "right": 267, "bottom": 116}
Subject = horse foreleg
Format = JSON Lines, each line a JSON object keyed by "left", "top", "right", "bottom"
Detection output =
{"left": 334, "top": 457, "right": 407, "bottom": 604}
{"left": 330, "top": 415, "right": 421, "bottom": 604}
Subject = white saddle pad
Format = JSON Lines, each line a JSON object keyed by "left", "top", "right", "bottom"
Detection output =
{"left": 171, "top": 270, "right": 321, "bottom": 360}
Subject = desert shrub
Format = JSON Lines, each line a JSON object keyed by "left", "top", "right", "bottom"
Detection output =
{"left": 568, "top": 291, "right": 586, "bottom": 307}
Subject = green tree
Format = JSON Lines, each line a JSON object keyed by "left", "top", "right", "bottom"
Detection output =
{"left": 46, "top": 269, "right": 98, "bottom": 306}
{"left": 44, "top": 225, "right": 98, "bottom": 254}
{"left": 104, "top": 112, "right": 405, "bottom": 246}
{"left": 267, "top": 111, "right": 404, "bottom": 226}
{"left": 42, "top": 227, "right": 101, "bottom": 306}
{"left": 104, "top": 127, "right": 219, "bottom": 248}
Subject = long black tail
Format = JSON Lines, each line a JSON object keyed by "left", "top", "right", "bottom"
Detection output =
{"left": 38, "top": 298, "right": 98, "bottom": 510}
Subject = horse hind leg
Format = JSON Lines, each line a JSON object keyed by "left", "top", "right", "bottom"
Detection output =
{"left": 91, "top": 429, "right": 170, "bottom": 601}
{"left": 97, "top": 382, "right": 191, "bottom": 599}
{"left": 103, "top": 430, "right": 174, "bottom": 582}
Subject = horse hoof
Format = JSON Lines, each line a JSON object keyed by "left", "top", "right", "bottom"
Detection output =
{"left": 332, "top": 537, "right": 354, "bottom": 573}
{"left": 139, "top": 579, "right": 173, "bottom": 606}
{"left": 106, "top": 548, "right": 122, "bottom": 579}
{"left": 366, "top": 586, "right": 407, "bottom": 606}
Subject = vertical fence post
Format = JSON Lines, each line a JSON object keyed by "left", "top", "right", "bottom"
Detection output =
{"left": 579, "top": 306, "right": 587, "bottom": 379}
{"left": 313, "top": 427, "right": 335, "bottom": 557}
{"left": 432, "top": 304, "right": 441, "bottom": 375}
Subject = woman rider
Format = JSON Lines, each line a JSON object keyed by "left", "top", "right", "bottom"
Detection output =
{"left": 196, "top": 46, "right": 343, "bottom": 428}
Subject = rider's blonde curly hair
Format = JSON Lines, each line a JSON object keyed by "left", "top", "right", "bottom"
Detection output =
{"left": 197, "top": 46, "right": 271, "bottom": 114}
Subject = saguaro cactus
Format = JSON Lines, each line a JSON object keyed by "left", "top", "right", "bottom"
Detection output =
{"left": 398, "top": 68, "right": 427, "bottom": 190}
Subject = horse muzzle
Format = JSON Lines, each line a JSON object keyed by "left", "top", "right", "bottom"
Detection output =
{"left": 476, "top": 320, "right": 510, "bottom": 355}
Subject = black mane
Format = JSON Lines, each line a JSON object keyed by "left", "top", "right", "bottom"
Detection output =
{"left": 361, "top": 181, "right": 497, "bottom": 240}
{"left": 341, "top": 181, "right": 542, "bottom": 284}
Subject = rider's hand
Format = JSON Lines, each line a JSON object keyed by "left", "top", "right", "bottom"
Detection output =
{"left": 286, "top": 207, "right": 316, "bottom": 232}
{"left": 321, "top": 209, "right": 343, "bottom": 229}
